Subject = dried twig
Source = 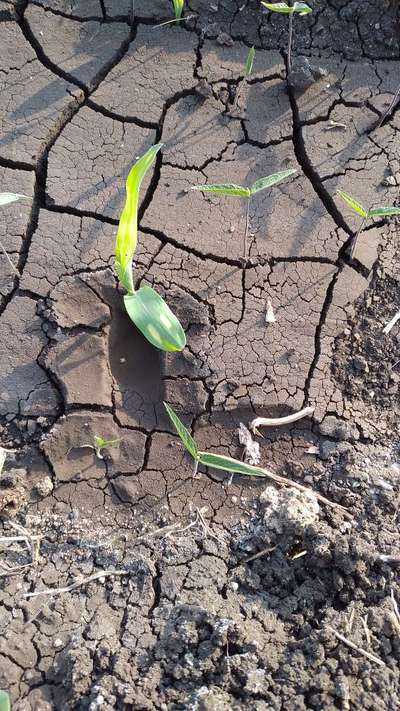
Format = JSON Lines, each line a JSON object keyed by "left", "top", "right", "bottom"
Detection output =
{"left": 346, "top": 606, "right": 355, "bottom": 635}
{"left": 250, "top": 406, "right": 314, "bottom": 434}
{"left": 9, "top": 521, "right": 41, "bottom": 565}
{"left": 383, "top": 309, "right": 400, "bottom": 335}
{"left": 378, "top": 554, "right": 400, "bottom": 564}
{"left": 24, "top": 569, "right": 128, "bottom": 599}
{"left": 361, "top": 615, "right": 371, "bottom": 646}
{"left": 390, "top": 590, "right": 400, "bottom": 635}
{"left": 327, "top": 625, "right": 386, "bottom": 666}
{"left": 240, "top": 545, "right": 277, "bottom": 564}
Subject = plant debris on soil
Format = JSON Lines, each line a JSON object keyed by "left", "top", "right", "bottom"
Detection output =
{"left": 0, "top": 0, "right": 399, "bottom": 709}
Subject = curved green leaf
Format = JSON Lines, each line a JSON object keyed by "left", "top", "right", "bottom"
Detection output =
{"left": 191, "top": 183, "right": 250, "bottom": 198}
{"left": 164, "top": 402, "right": 199, "bottom": 459}
{"left": 245, "top": 46, "right": 256, "bottom": 77}
{"left": 368, "top": 206, "right": 400, "bottom": 219}
{"left": 0, "top": 193, "right": 30, "bottom": 207}
{"left": 172, "top": 0, "right": 184, "bottom": 18}
{"left": 250, "top": 168, "right": 296, "bottom": 195}
{"left": 198, "top": 452, "right": 268, "bottom": 478}
{"left": 116, "top": 143, "right": 162, "bottom": 293}
{"left": 261, "top": 2, "right": 292, "bottom": 13}
{"left": 0, "top": 691, "right": 10, "bottom": 711}
{"left": 124, "top": 285, "right": 186, "bottom": 352}
{"left": 337, "top": 190, "right": 368, "bottom": 219}
{"left": 293, "top": 2, "right": 312, "bottom": 14}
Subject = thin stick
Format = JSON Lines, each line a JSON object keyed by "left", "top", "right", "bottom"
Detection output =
{"left": 0, "top": 240, "right": 20, "bottom": 276}
{"left": 240, "top": 545, "right": 277, "bottom": 565}
{"left": 250, "top": 405, "right": 314, "bottom": 433}
{"left": 244, "top": 198, "right": 250, "bottom": 259}
{"left": 24, "top": 569, "right": 128, "bottom": 598}
{"left": 378, "top": 554, "right": 400, "bottom": 564}
{"left": 287, "top": 13, "right": 293, "bottom": 72}
{"left": 361, "top": 615, "right": 371, "bottom": 646}
{"left": 376, "top": 83, "right": 400, "bottom": 130}
{"left": 349, "top": 215, "right": 367, "bottom": 260}
{"left": 327, "top": 625, "right": 386, "bottom": 666}
{"left": 383, "top": 309, "right": 400, "bottom": 335}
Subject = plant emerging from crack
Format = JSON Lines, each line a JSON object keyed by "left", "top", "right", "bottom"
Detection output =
{"left": 192, "top": 168, "right": 296, "bottom": 258}
{"left": 115, "top": 143, "right": 186, "bottom": 352}
{"left": 172, "top": 0, "right": 184, "bottom": 19}
{"left": 337, "top": 190, "right": 400, "bottom": 259}
{"left": 233, "top": 46, "right": 256, "bottom": 112}
{"left": 260, "top": 2, "right": 312, "bottom": 72}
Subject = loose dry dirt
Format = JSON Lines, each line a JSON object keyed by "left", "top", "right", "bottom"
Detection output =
{"left": 0, "top": 0, "right": 399, "bottom": 709}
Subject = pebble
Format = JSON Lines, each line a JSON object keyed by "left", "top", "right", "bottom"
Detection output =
{"left": 216, "top": 32, "right": 234, "bottom": 47}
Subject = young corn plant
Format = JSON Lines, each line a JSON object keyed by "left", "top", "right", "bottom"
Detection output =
{"left": 0, "top": 691, "right": 10, "bottom": 711}
{"left": 192, "top": 168, "right": 296, "bottom": 258}
{"left": 233, "top": 46, "right": 256, "bottom": 112}
{"left": 261, "top": 2, "right": 312, "bottom": 72}
{"left": 172, "top": 0, "right": 184, "bottom": 19}
{"left": 115, "top": 143, "right": 186, "bottom": 352}
{"left": 337, "top": 190, "right": 400, "bottom": 259}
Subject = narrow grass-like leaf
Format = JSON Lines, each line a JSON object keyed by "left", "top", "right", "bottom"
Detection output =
{"left": 93, "top": 436, "right": 120, "bottom": 450}
{"left": 116, "top": 143, "right": 162, "bottom": 293}
{"left": 198, "top": 452, "right": 268, "bottom": 478}
{"left": 293, "top": 2, "right": 312, "bottom": 14}
{"left": 250, "top": 168, "right": 296, "bottom": 196}
{"left": 164, "top": 402, "right": 199, "bottom": 460}
{"left": 337, "top": 190, "right": 368, "bottom": 219}
{"left": 0, "top": 691, "right": 10, "bottom": 711}
{"left": 0, "top": 192, "right": 31, "bottom": 206}
{"left": 172, "top": 0, "right": 184, "bottom": 18}
{"left": 124, "top": 285, "right": 186, "bottom": 352}
{"left": 261, "top": 2, "right": 292, "bottom": 13}
{"left": 367, "top": 206, "right": 400, "bottom": 218}
{"left": 192, "top": 183, "right": 251, "bottom": 198}
{"left": 244, "top": 46, "right": 256, "bottom": 77}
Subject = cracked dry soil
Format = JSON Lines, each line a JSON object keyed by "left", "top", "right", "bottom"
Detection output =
{"left": 0, "top": 0, "right": 399, "bottom": 709}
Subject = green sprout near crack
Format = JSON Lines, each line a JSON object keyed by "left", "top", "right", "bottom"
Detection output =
{"left": 261, "top": 2, "right": 312, "bottom": 73}
{"left": 172, "top": 0, "right": 184, "bottom": 19}
{"left": 0, "top": 691, "right": 10, "bottom": 711}
{"left": 233, "top": 46, "right": 256, "bottom": 113}
{"left": 116, "top": 143, "right": 186, "bottom": 352}
{"left": 337, "top": 190, "right": 400, "bottom": 260}
{"left": 192, "top": 168, "right": 296, "bottom": 258}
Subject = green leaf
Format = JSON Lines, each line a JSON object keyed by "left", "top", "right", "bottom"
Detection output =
{"left": 172, "top": 0, "right": 184, "bottom": 18}
{"left": 261, "top": 2, "right": 292, "bottom": 13}
{"left": 115, "top": 143, "right": 162, "bottom": 293}
{"left": 0, "top": 691, "right": 10, "bottom": 711}
{"left": 198, "top": 452, "right": 268, "bottom": 478}
{"left": 367, "top": 206, "right": 400, "bottom": 218}
{"left": 293, "top": 2, "right": 312, "bottom": 14}
{"left": 0, "top": 193, "right": 30, "bottom": 207}
{"left": 250, "top": 168, "right": 297, "bottom": 196}
{"left": 191, "top": 183, "right": 251, "bottom": 198}
{"left": 163, "top": 402, "right": 199, "bottom": 460}
{"left": 337, "top": 190, "right": 368, "bottom": 219}
{"left": 244, "top": 46, "right": 256, "bottom": 77}
{"left": 124, "top": 285, "right": 186, "bottom": 352}
{"left": 93, "top": 436, "right": 120, "bottom": 450}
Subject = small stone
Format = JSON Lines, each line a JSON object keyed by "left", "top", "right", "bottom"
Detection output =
{"left": 34, "top": 476, "right": 54, "bottom": 498}
{"left": 216, "top": 32, "right": 234, "bottom": 47}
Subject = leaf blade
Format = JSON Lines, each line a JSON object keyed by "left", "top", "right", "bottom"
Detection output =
{"left": 244, "top": 46, "right": 256, "bottom": 77}
{"left": 367, "top": 206, "right": 400, "bottom": 218}
{"left": 261, "top": 2, "right": 293, "bottom": 13}
{"left": 191, "top": 183, "right": 250, "bottom": 198}
{"left": 337, "top": 190, "right": 368, "bottom": 219}
{"left": 293, "top": 2, "right": 312, "bottom": 14}
{"left": 250, "top": 168, "right": 297, "bottom": 196}
{"left": 172, "top": 0, "right": 184, "bottom": 18}
{"left": 164, "top": 402, "right": 199, "bottom": 460}
{"left": 124, "top": 285, "right": 186, "bottom": 352}
{"left": 0, "top": 192, "right": 31, "bottom": 206}
{"left": 198, "top": 451, "right": 268, "bottom": 478}
{"left": 0, "top": 691, "right": 10, "bottom": 711}
{"left": 115, "top": 143, "right": 162, "bottom": 292}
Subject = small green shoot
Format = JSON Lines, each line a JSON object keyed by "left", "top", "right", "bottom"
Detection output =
{"left": 0, "top": 691, "right": 10, "bottom": 711}
{"left": 261, "top": 2, "right": 312, "bottom": 72}
{"left": 172, "top": 0, "right": 184, "bottom": 19}
{"left": 93, "top": 436, "right": 121, "bottom": 459}
{"left": 192, "top": 168, "right": 296, "bottom": 258}
{"left": 233, "top": 46, "right": 256, "bottom": 112}
{"left": 337, "top": 189, "right": 400, "bottom": 259}
{"left": 164, "top": 402, "right": 268, "bottom": 479}
{"left": 0, "top": 192, "right": 32, "bottom": 276}
{"left": 115, "top": 144, "right": 186, "bottom": 352}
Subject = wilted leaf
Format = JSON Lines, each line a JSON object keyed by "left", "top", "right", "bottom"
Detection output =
{"left": 244, "top": 46, "right": 256, "bottom": 77}
{"left": 0, "top": 192, "right": 31, "bottom": 206}
{"left": 116, "top": 143, "right": 162, "bottom": 292}
{"left": 337, "top": 190, "right": 368, "bottom": 219}
{"left": 250, "top": 168, "right": 296, "bottom": 195}
{"left": 164, "top": 402, "right": 199, "bottom": 460}
{"left": 367, "top": 206, "right": 400, "bottom": 218}
{"left": 192, "top": 183, "right": 251, "bottom": 198}
{"left": 124, "top": 285, "right": 186, "bottom": 352}
{"left": 0, "top": 691, "right": 10, "bottom": 711}
{"left": 198, "top": 451, "right": 268, "bottom": 477}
